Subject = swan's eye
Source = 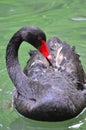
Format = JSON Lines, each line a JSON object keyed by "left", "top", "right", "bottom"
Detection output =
{"left": 38, "top": 36, "right": 42, "bottom": 42}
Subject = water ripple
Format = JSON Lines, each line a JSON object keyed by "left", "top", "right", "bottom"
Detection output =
{"left": 71, "top": 17, "right": 86, "bottom": 21}
{"left": 69, "top": 122, "right": 84, "bottom": 129}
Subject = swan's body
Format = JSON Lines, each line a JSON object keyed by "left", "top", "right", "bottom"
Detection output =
{"left": 6, "top": 26, "right": 86, "bottom": 121}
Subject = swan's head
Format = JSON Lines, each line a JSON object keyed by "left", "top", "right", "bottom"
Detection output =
{"left": 22, "top": 26, "right": 52, "bottom": 61}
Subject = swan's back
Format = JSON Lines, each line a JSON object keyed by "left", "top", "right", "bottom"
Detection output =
{"left": 25, "top": 37, "right": 85, "bottom": 87}
{"left": 15, "top": 37, "right": 86, "bottom": 121}
{"left": 47, "top": 37, "right": 85, "bottom": 85}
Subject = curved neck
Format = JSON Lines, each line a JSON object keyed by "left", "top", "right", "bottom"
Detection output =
{"left": 6, "top": 27, "right": 38, "bottom": 95}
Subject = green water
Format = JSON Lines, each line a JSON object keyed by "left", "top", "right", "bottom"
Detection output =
{"left": 0, "top": 0, "right": 86, "bottom": 129}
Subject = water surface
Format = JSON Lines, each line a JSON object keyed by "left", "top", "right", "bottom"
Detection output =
{"left": 0, "top": 0, "right": 86, "bottom": 130}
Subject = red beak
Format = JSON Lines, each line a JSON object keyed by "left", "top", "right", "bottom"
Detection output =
{"left": 38, "top": 39, "right": 52, "bottom": 60}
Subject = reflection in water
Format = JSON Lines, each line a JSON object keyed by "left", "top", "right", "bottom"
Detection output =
{"left": 9, "top": 118, "right": 74, "bottom": 130}
{"left": 0, "top": 108, "right": 84, "bottom": 130}
{"left": 9, "top": 109, "right": 86, "bottom": 130}
{"left": 69, "top": 122, "right": 83, "bottom": 129}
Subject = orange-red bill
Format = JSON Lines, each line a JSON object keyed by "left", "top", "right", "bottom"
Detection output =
{"left": 38, "top": 39, "right": 52, "bottom": 61}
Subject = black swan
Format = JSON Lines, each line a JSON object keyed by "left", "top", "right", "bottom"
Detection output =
{"left": 6, "top": 26, "right": 86, "bottom": 121}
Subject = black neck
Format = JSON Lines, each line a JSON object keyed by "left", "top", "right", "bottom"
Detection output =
{"left": 6, "top": 27, "right": 42, "bottom": 96}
